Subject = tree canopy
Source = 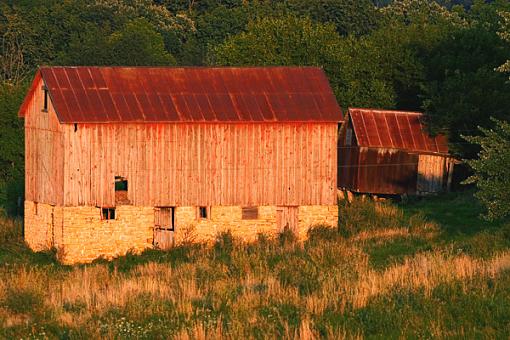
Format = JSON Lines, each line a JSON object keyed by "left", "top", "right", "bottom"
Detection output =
{"left": 464, "top": 119, "right": 510, "bottom": 221}
{"left": 0, "top": 0, "right": 509, "bottom": 213}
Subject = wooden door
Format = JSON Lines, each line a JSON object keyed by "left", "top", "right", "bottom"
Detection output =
{"left": 276, "top": 206, "right": 299, "bottom": 233}
{"left": 417, "top": 155, "right": 446, "bottom": 193}
{"left": 154, "top": 207, "right": 174, "bottom": 250}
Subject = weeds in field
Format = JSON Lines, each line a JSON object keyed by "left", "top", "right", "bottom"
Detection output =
{"left": 1, "top": 193, "right": 510, "bottom": 338}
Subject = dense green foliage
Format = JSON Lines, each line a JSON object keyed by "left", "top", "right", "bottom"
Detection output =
{"left": 0, "top": 0, "right": 509, "bottom": 212}
{"left": 463, "top": 119, "right": 510, "bottom": 221}
{"left": 2, "top": 193, "right": 510, "bottom": 337}
{"left": 0, "top": 84, "right": 25, "bottom": 215}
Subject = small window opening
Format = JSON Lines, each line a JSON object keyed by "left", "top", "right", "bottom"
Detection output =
{"left": 102, "top": 207, "right": 116, "bottom": 220}
{"left": 74, "top": 123, "right": 78, "bottom": 132}
{"left": 199, "top": 206, "right": 208, "bottom": 219}
{"left": 115, "top": 176, "right": 130, "bottom": 205}
{"left": 42, "top": 86, "right": 48, "bottom": 112}
{"left": 242, "top": 206, "right": 258, "bottom": 220}
{"left": 34, "top": 202, "right": 38, "bottom": 216}
{"left": 115, "top": 176, "right": 128, "bottom": 191}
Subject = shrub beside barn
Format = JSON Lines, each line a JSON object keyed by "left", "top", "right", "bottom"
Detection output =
{"left": 338, "top": 108, "right": 455, "bottom": 196}
{"left": 18, "top": 66, "right": 342, "bottom": 264}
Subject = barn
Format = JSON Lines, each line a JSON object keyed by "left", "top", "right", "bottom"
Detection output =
{"left": 18, "top": 66, "right": 342, "bottom": 264}
{"left": 338, "top": 108, "right": 454, "bottom": 196}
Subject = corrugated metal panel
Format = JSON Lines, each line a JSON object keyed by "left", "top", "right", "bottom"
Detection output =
{"left": 349, "top": 108, "right": 448, "bottom": 155}
{"left": 20, "top": 66, "right": 343, "bottom": 123}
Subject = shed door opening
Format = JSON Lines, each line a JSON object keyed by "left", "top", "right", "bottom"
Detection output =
{"left": 276, "top": 206, "right": 298, "bottom": 233}
{"left": 154, "top": 207, "right": 174, "bottom": 250}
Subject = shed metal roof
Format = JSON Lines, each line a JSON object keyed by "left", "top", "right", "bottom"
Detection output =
{"left": 18, "top": 66, "right": 343, "bottom": 123}
{"left": 348, "top": 108, "right": 449, "bottom": 155}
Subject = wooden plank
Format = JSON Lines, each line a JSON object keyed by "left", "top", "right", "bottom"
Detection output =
{"left": 38, "top": 122, "right": 341, "bottom": 208}
{"left": 24, "top": 77, "right": 65, "bottom": 206}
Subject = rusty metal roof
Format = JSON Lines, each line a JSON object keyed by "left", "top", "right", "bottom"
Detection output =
{"left": 18, "top": 66, "right": 343, "bottom": 123}
{"left": 348, "top": 108, "right": 449, "bottom": 155}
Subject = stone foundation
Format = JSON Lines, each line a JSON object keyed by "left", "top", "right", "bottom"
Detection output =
{"left": 24, "top": 201, "right": 338, "bottom": 264}
{"left": 174, "top": 205, "right": 279, "bottom": 244}
{"left": 24, "top": 201, "right": 63, "bottom": 251}
{"left": 175, "top": 205, "right": 339, "bottom": 243}
{"left": 60, "top": 205, "right": 154, "bottom": 264}
{"left": 297, "top": 205, "right": 339, "bottom": 240}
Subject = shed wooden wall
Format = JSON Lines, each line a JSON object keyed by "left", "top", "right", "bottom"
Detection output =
{"left": 24, "top": 78, "right": 64, "bottom": 205}
{"left": 417, "top": 154, "right": 452, "bottom": 193}
{"left": 356, "top": 148, "right": 419, "bottom": 194}
{"left": 337, "top": 119, "right": 359, "bottom": 190}
{"left": 61, "top": 123, "right": 337, "bottom": 207}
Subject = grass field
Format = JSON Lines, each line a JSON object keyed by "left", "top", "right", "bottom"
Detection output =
{"left": 1, "top": 191, "right": 510, "bottom": 339}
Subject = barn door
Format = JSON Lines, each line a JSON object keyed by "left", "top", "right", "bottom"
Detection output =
{"left": 154, "top": 207, "right": 174, "bottom": 250}
{"left": 276, "top": 206, "right": 299, "bottom": 233}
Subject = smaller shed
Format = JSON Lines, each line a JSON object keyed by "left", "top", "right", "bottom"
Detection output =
{"left": 338, "top": 108, "right": 454, "bottom": 195}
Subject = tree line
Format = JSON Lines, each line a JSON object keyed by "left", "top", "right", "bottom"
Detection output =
{"left": 0, "top": 0, "right": 509, "bottom": 218}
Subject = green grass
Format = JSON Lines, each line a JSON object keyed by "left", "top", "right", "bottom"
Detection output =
{"left": 356, "top": 191, "right": 510, "bottom": 268}
{"left": 402, "top": 191, "right": 505, "bottom": 237}
{"left": 316, "top": 273, "right": 510, "bottom": 338}
{"left": 1, "top": 191, "right": 509, "bottom": 338}
{"left": 411, "top": 193, "right": 510, "bottom": 258}
{"left": 364, "top": 237, "right": 433, "bottom": 270}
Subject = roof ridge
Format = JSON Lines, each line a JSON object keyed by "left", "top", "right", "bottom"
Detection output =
{"left": 38, "top": 65, "right": 324, "bottom": 70}
{"left": 349, "top": 108, "right": 423, "bottom": 115}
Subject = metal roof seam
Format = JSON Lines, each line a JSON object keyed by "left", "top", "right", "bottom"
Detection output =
{"left": 405, "top": 115, "right": 418, "bottom": 151}
{"left": 62, "top": 68, "right": 86, "bottom": 122}
{"left": 45, "top": 69, "right": 73, "bottom": 122}
{"left": 371, "top": 111, "right": 383, "bottom": 147}
{"left": 383, "top": 112, "right": 395, "bottom": 147}
{"left": 86, "top": 67, "right": 110, "bottom": 122}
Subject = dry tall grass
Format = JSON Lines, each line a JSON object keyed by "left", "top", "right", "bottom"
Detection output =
{"left": 1, "top": 242, "right": 509, "bottom": 338}
{"left": 350, "top": 250, "right": 510, "bottom": 308}
{"left": 1, "top": 198, "right": 510, "bottom": 338}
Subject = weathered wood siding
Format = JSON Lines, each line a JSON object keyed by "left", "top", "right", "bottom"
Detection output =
{"left": 24, "top": 78, "right": 64, "bottom": 205}
{"left": 62, "top": 123, "right": 337, "bottom": 207}
{"left": 417, "top": 154, "right": 451, "bottom": 193}
{"left": 337, "top": 120, "right": 359, "bottom": 190}
{"left": 356, "top": 148, "right": 419, "bottom": 195}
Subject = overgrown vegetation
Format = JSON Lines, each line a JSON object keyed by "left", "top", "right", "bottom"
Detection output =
{"left": 1, "top": 193, "right": 509, "bottom": 338}
{"left": 463, "top": 118, "right": 510, "bottom": 221}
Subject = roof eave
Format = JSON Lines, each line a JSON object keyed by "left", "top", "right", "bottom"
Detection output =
{"left": 17, "top": 70, "right": 42, "bottom": 118}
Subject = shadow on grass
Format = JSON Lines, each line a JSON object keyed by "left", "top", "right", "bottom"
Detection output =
{"left": 365, "top": 238, "right": 433, "bottom": 270}
{"left": 91, "top": 244, "right": 203, "bottom": 273}
{"left": 347, "top": 191, "right": 510, "bottom": 268}
{"left": 400, "top": 191, "right": 505, "bottom": 237}
{"left": 0, "top": 217, "right": 62, "bottom": 268}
